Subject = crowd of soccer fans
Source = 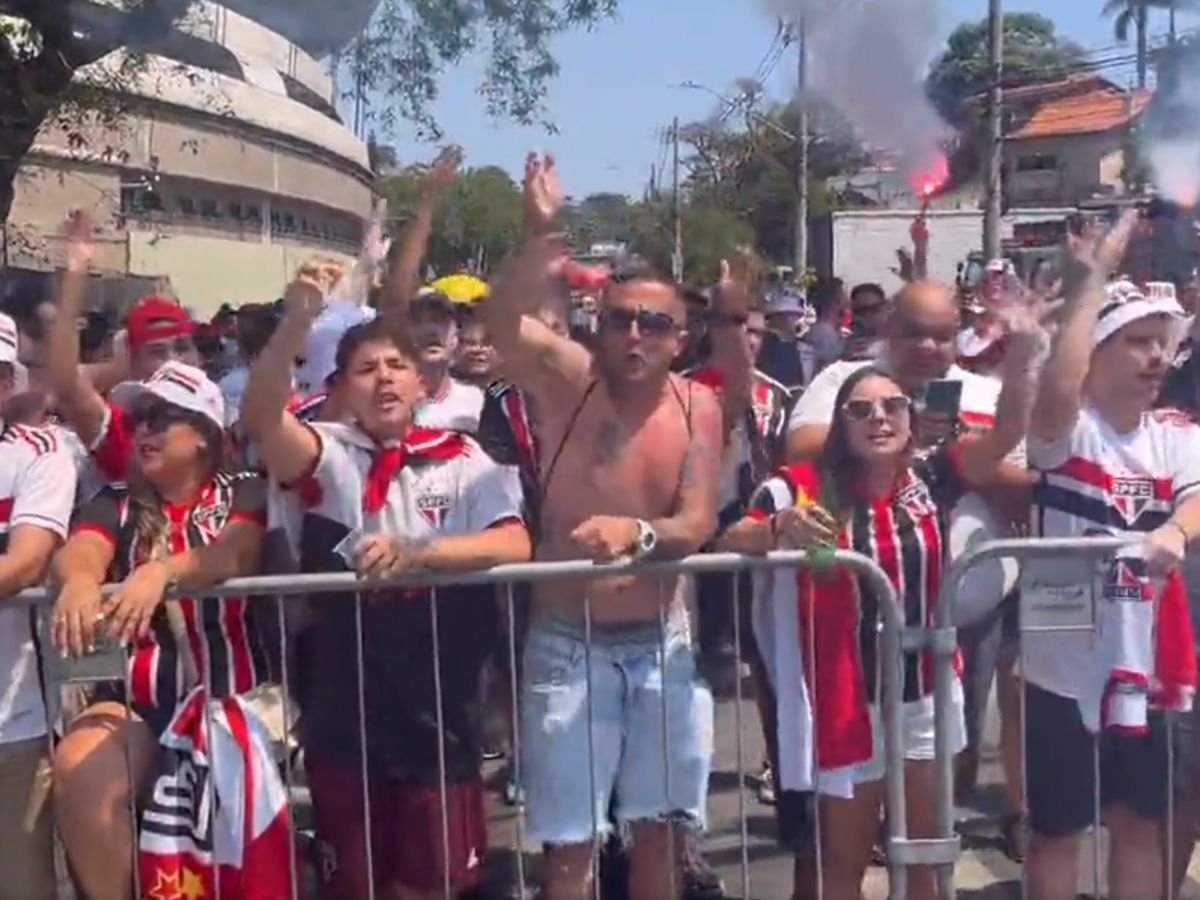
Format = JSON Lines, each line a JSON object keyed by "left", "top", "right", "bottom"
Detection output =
{"left": 2, "top": 149, "right": 1200, "bottom": 900}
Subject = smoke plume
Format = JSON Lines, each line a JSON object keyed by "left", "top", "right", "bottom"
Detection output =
{"left": 756, "top": 0, "right": 948, "bottom": 190}
{"left": 1140, "top": 51, "right": 1200, "bottom": 208}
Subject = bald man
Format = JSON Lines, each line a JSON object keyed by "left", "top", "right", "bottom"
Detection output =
{"left": 787, "top": 280, "right": 992, "bottom": 459}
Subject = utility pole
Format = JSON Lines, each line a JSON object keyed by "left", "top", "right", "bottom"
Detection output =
{"left": 795, "top": 16, "right": 809, "bottom": 281}
{"left": 982, "top": 0, "right": 1004, "bottom": 261}
{"left": 672, "top": 116, "right": 683, "bottom": 282}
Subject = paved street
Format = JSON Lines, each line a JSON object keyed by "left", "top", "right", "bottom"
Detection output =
{"left": 485, "top": 694, "right": 1200, "bottom": 899}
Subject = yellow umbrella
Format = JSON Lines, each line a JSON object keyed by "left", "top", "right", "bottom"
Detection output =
{"left": 427, "top": 273, "right": 489, "bottom": 305}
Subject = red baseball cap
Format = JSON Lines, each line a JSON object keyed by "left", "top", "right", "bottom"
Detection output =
{"left": 125, "top": 296, "right": 195, "bottom": 348}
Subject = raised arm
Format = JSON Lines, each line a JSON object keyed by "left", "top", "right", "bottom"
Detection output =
{"left": 379, "top": 147, "right": 461, "bottom": 322}
{"left": 911, "top": 213, "right": 929, "bottom": 281}
{"left": 957, "top": 287, "right": 1056, "bottom": 485}
{"left": 486, "top": 233, "right": 592, "bottom": 400}
{"left": 1030, "top": 210, "right": 1138, "bottom": 443}
{"left": 48, "top": 212, "right": 108, "bottom": 446}
{"left": 241, "top": 278, "right": 322, "bottom": 485}
{"left": 705, "top": 256, "right": 758, "bottom": 436}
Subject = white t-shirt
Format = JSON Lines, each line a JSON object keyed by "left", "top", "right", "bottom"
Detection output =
{"left": 413, "top": 378, "right": 485, "bottom": 434}
{"left": 304, "top": 422, "right": 523, "bottom": 542}
{"left": 1024, "top": 406, "right": 1200, "bottom": 698}
{"left": 218, "top": 365, "right": 250, "bottom": 427}
{"left": 0, "top": 423, "right": 77, "bottom": 744}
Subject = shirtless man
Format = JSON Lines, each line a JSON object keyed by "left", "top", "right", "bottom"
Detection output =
{"left": 487, "top": 155, "right": 723, "bottom": 900}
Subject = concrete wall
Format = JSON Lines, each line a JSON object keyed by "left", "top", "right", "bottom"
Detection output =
{"left": 1005, "top": 131, "right": 1127, "bottom": 206}
{"left": 830, "top": 208, "right": 1070, "bottom": 292}
{"left": 126, "top": 230, "right": 353, "bottom": 313}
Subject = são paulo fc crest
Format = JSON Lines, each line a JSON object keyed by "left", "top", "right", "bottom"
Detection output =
{"left": 1111, "top": 477, "right": 1154, "bottom": 526}
{"left": 416, "top": 492, "right": 452, "bottom": 529}
{"left": 1103, "top": 555, "right": 1155, "bottom": 603}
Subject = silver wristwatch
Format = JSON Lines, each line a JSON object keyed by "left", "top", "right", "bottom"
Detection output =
{"left": 632, "top": 519, "right": 658, "bottom": 560}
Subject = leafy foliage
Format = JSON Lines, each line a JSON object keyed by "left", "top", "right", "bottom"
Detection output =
{"left": 926, "top": 13, "right": 1087, "bottom": 124}
{"left": 344, "top": 0, "right": 618, "bottom": 140}
{"left": 379, "top": 162, "right": 524, "bottom": 274}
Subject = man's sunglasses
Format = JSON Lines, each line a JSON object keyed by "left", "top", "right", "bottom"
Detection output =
{"left": 842, "top": 396, "right": 911, "bottom": 421}
{"left": 129, "top": 397, "right": 198, "bottom": 434}
{"left": 598, "top": 308, "right": 678, "bottom": 336}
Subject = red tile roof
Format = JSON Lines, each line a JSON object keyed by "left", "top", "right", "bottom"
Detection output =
{"left": 1009, "top": 86, "right": 1151, "bottom": 139}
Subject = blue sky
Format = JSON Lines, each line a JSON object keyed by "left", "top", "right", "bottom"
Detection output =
{"left": 378, "top": 0, "right": 1194, "bottom": 198}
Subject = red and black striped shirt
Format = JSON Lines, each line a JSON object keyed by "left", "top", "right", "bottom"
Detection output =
{"left": 70, "top": 470, "right": 271, "bottom": 713}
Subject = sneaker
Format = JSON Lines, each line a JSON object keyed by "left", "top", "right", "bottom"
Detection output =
{"left": 756, "top": 762, "right": 777, "bottom": 805}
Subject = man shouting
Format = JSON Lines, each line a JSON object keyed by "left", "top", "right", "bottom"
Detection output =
{"left": 487, "top": 155, "right": 723, "bottom": 900}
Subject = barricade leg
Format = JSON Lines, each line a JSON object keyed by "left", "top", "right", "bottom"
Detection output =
{"left": 731, "top": 572, "right": 751, "bottom": 900}
{"left": 656, "top": 577, "right": 679, "bottom": 900}
{"left": 582, "top": 590, "right": 602, "bottom": 900}
{"left": 503, "top": 582, "right": 529, "bottom": 899}
{"left": 352, "top": 593, "right": 377, "bottom": 900}
{"left": 272, "top": 594, "right": 301, "bottom": 900}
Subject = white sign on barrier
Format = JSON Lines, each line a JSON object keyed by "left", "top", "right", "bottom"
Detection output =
{"left": 1019, "top": 557, "right": 1099, "bottom": 631}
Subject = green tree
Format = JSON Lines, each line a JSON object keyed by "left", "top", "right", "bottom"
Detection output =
{"left": 626, "top": 198, "right": 752, "bottom": 284}
{"left": 0, "top": 0, "right": 192, "bottom": 223}
{"left": 563, "top": 192, "right": 638, "bottom": 248}
{"left": 926, "top": 13, "right": 1087, "bottom": 123}
{"left": 346, "top": 0, "right": 618, "bottom": 140}
{"left": 0, "top": 0, "right": 618, "bottom": 222}
{"left": 677, "top": 96, "right": 865, "bottom": 264}
{"left": 1103, "top": 0, "right": 1197, "bottom": 88}
{"left": 379, "top": 163, "right": 523, "bottom": 275}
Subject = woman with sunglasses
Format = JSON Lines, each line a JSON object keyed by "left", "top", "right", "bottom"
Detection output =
{"left": 720, "top": 295, "right": 1050, "bottom": 900}
{"left": 49, "top": 362, "right": 269, "bottom": 900}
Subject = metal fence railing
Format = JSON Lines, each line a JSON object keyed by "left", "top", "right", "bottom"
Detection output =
{"left": 936, "top": 536, "right": 1187, "bottom": 900}
{"left": 15, "top": 549, "right": 930, "bottom": 900}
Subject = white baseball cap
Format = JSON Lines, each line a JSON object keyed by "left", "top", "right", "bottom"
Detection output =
{"left": 118, "top": 361, "right": 226, "bottom": 429}
{"left": 1094, "top": 280, "right": 1188, "bottom": 349}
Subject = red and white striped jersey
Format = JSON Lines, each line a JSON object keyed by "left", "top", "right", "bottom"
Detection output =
{"left": 1027, "top": 405, "right": 1200, "bottom": 698}
{"left": 0, "top": 422, "right": 76, "bottom": 744}
{"left": 70, "top": 472, "right": 270, "bottom": 714}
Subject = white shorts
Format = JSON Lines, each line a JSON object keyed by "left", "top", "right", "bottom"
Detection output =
{"left": 818, "top": 679, "right": 965, "bottom": 796}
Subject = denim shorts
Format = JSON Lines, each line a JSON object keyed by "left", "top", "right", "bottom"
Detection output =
{"left": 520, "top": 614, "right": 714, "bottom": 845}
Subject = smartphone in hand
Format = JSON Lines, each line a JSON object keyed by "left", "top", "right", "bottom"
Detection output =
{"left": 924, "top": 378, "right": 963, "bottom": 421}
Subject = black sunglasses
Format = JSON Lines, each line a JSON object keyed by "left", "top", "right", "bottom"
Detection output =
{"left": 842, "top": 395, "right": 911, "bottom": 421}
{"left": 129, "top": 396, "right": 196, "bottom": 434}
{"left": 598, "top": 308, "right": 678, "bottom": 336}
{"left": 705, "top": 312, "right": 749, "bottom": 327}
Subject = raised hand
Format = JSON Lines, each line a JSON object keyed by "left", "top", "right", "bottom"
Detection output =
{"left": 892, "top": 247, "right": 916, "bottom": 283}
{"left": 64, "top": 210, "right": 96, "bottom": 273}
{"left": 711, "top": 249, "right": 760, "bottom": 318}
{"left": 910, "top": 213, "right": 929, "bottom": 248}
{"left": 430, "top": 145, "right": 462, "bottom": 188}
{"left": 523, "top": 152, "right": 563, "bottom": 233}
{"left": 282, "top": 271, "right": 325, "bottom": 323}
{"left": 1062, "top": 209, "right": 1138, "bottom": 298}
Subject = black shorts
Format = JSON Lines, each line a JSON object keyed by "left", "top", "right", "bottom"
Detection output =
{"left": 1025, "top": 681, "right": 1172, "bottom": 837}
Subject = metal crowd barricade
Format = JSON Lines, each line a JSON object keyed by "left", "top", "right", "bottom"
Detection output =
{"left": 19, "top": 549, "right": 928, "bottom": 900}
{"left": 934, "top": 536, "right": 1180, "bottom": 900}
